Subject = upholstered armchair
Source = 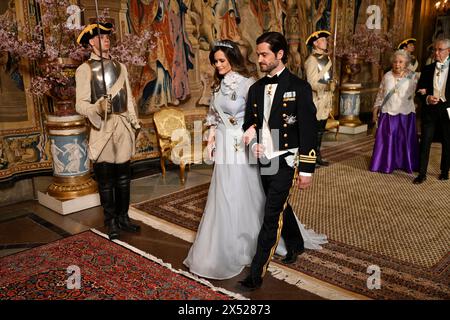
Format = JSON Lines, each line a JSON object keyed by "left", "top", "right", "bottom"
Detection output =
{"left": 325, "top": 111, "right": 340, "bottom": 140}
{"left": 153, "top": 108, "right": 203, "bottom": 184}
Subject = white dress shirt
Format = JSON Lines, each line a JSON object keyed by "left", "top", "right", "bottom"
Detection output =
{"left": 256, "top": 68, "right": 311, "bottom": 176}
{"left": 434, "top": 59, "right": 449, "bottom": 102}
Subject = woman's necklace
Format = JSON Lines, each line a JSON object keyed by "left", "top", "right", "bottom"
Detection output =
{"left": 393, "top": 70, "right": 405, "bottom": 94}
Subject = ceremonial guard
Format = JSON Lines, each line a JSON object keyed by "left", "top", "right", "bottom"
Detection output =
{"left": 399, "top": 38, "right": 419, "bottom": 72}
{"left": 75, "top": 22, "right": 141, "bottom": 239}
{"left": 304, "top": 30, "right": 335, "bottom": 167}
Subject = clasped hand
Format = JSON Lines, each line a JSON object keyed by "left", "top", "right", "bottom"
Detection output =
{"left": 242, "top": 126, "right": 256, "bottom": 146}
{"left": 426, "top": 95, "right": 440, "bottom": 105}
{"left": 252, "top": 144, "right": 265, "bottom": 158}
{"left": 242, "top": 126, "right": 266, "bottom": 158}
{"left": 96, "top": 96, "right": 112, "bottom": 117}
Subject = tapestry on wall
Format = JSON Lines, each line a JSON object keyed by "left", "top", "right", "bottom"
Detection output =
{"left": 0, "top": 0, "right": 52, "bottom": 183}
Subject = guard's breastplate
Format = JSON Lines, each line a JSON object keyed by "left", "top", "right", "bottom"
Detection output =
{"left": 314, "top": 54, "right": 332, "bottom": 84}
{"left": 88, "top": 59, "right": 127, "bottom": 113}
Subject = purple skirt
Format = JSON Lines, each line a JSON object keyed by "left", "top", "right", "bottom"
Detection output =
{"left": 369, "top": 112, "right": 419, "bottom": 174}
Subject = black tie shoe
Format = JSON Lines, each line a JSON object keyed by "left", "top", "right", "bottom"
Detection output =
{"left": 117, "top": 216, "right": 141, "bottom": 233}
{"left": 413, "top": 175, "right": 426, "bottom": 184}
{"left": 316, "top": 158, "right": 330, "bottom": 167}
{"left": 438, "top": 172, "right": 449, "bottom": 180}
{"left": 238, "top": 275, "right": 262, "bottom": 291}
{"left": 282, "top": 248, "right": 305, "bottom": 264}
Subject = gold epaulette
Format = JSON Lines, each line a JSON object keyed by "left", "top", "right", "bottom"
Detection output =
{"left": 299, "top": 149, "right": 317, "bottom": 164}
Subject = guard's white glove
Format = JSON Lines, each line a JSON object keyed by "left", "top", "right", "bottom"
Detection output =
{"left": 129, "top": 115, "right": 141, "bottom": 130}
{"left": 96, "top": 96, "right": 112, "bottom": 117}
{"left": 129, "top": 115, "right": 141, "bottom": 139}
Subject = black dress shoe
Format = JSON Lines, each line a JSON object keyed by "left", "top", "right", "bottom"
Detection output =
{"left": 282, "top": 248, "right": 304, "bottom": 264}
{"left": 316, "top": 158, "right": 329, "bottom": 167}
{"left": 438, "top": 173, "right": 449, "bottom": 180}
{"left": 238, "top": 276, "right": 262, "bottom": 291}
{"left": 413, "top": 175, "right": 426, "bottom": 184}
{"left": 117, "top": 217, "right": 141, "bottom": 233}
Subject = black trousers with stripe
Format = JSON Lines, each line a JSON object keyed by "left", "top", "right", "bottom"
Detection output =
{"left": 249, "top": 157, "right": 304, "bottom": 281}
{"left": 419, "top": 104, "right": 450, "bottom": 175}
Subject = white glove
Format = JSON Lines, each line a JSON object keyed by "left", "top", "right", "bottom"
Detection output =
{"left": 129, "top": 115, "right": 141, "bottom": 130}
{"left": 96, "top": 96, "right": 112, "bottom": 117}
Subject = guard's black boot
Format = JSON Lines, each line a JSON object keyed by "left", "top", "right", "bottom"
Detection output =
{"left": 106, "top": 218, "right": 120, "bottom": 240}
{"left": 94, "top": 162, "right": 120, "bottom": 240}
{"left": 115, "top": 162, "right": 140, "bottom": 233}
{"left": 316, "top": 131, "right": 329, "bottom": 167}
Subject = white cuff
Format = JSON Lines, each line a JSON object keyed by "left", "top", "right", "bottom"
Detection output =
{"left": 299, "top": 172, "right": 312, "bottom": 177}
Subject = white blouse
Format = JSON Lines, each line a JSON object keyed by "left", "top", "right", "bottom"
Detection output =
{"left": 205, "top": 71, "right": 255, "bottom": 126}
{"left": 374, "top": 71, "right": 419, "bottom": 115}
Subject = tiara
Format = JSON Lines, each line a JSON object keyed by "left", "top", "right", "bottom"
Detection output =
{"left": 213, "top": 40, "right": 233, "bottom": 49}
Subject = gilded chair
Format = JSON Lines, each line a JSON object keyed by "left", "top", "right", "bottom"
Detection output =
{"left": 325, "top": 111, "right": 340, "bottom": 140}
{"left": 153, "top": 108, "right": 203, "bottom": 184}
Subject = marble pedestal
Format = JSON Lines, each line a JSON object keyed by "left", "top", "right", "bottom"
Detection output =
{"left": 38, "top": 191, "right": 100, "bottom": 215}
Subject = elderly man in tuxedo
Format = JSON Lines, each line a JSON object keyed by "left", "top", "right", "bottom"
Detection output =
{"left": 240, "top": 32, "right": 317, "bottom": 290}
{"left": 414, "top": 38, "right": 450, "bottom": 184}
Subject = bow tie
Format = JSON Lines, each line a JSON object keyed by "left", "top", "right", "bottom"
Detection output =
{"left": 436, "top": 59, "right": 449, "bottom": 70}
{"left": 262, "top": 75, "right": 279, "bottom": 85}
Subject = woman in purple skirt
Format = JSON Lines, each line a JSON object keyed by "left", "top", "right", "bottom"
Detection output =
{"left": 370, "top": 50, "right": 420, "bottom": 173}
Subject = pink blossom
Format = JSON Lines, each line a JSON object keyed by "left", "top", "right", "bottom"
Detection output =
{"left": 334, "top": 24, "right": 400, "bottom": 67}
{"left": 110, "top": 31, "right": 158, "bottom": 68}
{"left": 1, "top": 0, "right": 156, "bottom": 101}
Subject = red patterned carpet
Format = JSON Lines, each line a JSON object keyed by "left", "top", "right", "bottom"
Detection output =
{"left": 0, "top": 231, "right": 230, "bottom": 300}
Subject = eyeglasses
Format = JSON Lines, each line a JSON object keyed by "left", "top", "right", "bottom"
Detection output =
{"left": 433, "top": 47, "right": 449, "bottom": 52}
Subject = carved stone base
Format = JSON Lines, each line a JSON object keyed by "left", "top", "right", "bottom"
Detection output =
{"left": 337, "top": 124, "right": 368, "bottom": 135}
{"left": 339, "top": 115, "right": 363, "bottom": 127}
{"left": 38, "top": 191, "right": 100, "bottom": 215}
